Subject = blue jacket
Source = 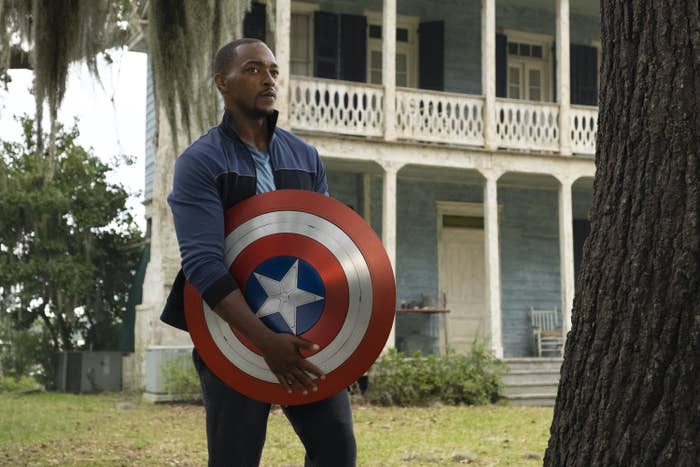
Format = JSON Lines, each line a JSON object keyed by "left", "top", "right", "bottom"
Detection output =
{"left": 162, "top": 111, "right": 328, "bottom": 330}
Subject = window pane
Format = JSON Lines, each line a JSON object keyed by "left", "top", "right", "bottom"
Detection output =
{"left": 291, "top": 61, "right": 307, "bottom": 76}
{"left": 509, "top": 86, "right": 520, "bottom": 99}
{"left": 529, "top": 69, "right": 541, "bottom": 86}
{"left": 519, "top": 43, "right": 531, "bottom": 56}
{"left": 529, "top": 87, "right": 541, "bottom": 101}
{"left": 509, "top": 66, "right": 520, "bottom": 85}
{"left": 369, "top": 25, "right": 382, "bottom": 38}
{"left": 371, "top": 51, "right": 382, "bottom": 69}
{"left": 532, "top": 45, "right": 543, "bottom": 58}
{"left": 397, "top": 28, "right": 409, "bottom": 42}
{"left": 396, "top": 72, "right": 408, "bottom": 87}
{"left": 371, "top": 70, "right": 382, "bottom": 84}
{"left": 396, "top": 54, "right": 407, "bottom": 72}
{"left": 508, "top": 42, "right": 518, "bottom": 55}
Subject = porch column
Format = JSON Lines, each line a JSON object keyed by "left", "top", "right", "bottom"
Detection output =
{"left": 481, "top": 0, "right": 497, "bottom": 151}
{"left": 381, "top": 161, "right": 402, "bottom": 349}
{"left": 483, "top": 170, "right": 503, "bottom": 358}
{"left": 274, "top": 0, "right": 291, "bottom": 128}
{"left": 558, "top": 176, "right": 575, "bottom": 340}
{"left": 382, "top": 0, "right": 397, "bottom": 141}
{"left": 556, "top": 0, "right": 572, "bottom": 155}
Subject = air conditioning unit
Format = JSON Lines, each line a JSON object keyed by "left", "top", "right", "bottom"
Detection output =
{"left": 55, "top": 351, "right": 123, "bottom": 393}
{"left": 143, "top": 345, "right": 194, "bottom": 402}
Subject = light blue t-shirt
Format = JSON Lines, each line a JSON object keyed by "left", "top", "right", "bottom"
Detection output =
{"left": 245, "top": 144, "right": 276, "bottom": 194}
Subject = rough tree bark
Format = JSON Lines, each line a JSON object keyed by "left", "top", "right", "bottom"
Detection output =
{"left": 544, "top": 1, "right": 699, "bottom": 466}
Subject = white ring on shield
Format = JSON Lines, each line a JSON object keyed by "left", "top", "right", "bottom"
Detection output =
{"left": 202, "top": 211, "right": 374, "bottom": 383}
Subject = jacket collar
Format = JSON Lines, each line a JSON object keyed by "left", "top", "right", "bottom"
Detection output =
{"left": 218, "top": 108, "right": 279, "bottom": 145}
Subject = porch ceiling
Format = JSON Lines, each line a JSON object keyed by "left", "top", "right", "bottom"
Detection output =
{"left": 322, "top": 158, "right": 384, "bottom": 175}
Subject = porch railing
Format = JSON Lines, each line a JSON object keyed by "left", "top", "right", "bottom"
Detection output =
{"left": 570, "top": 105, "right": 598, "bottom": 155}
{"left": 288, "top": 77, "right": 384, "bottom": 137}
{"left": 495, "top": 99, "right": 560, "bottom": 152}
{"left": 288, "top": 77, "right": 597, "bottom": 156}
{"left": 395, "top": 88, "right": 484, "bottom": 146}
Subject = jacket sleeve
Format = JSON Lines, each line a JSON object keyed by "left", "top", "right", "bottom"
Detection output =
{"left": 313, "top": 148, "right": 329, "bottom": 195}
{"left": 167, "top": 150, "right": 238, "bottom": 309}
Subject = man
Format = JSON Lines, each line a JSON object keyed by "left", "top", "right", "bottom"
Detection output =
{"left": 162, "top": 38, "right": 356, "bottom": 466}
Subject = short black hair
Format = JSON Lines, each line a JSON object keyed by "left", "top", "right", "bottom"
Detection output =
{"left": 213, "top": 38, "right": 264, "bottom": 75}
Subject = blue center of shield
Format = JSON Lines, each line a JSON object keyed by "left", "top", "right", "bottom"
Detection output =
{"left": 244, "top": 256, "right": 326, "bottom": 335}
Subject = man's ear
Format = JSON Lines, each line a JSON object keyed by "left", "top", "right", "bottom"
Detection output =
{"left": 213, "top": 73, "right": 226, "bottom": 93}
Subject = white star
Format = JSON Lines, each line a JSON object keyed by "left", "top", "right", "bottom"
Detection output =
{"left": 253, "top": 260, "right": 324, "bottom": 334}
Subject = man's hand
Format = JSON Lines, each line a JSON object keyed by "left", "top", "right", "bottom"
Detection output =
{"left": 213, "top": 290, "right": 326, "bottom": 395}
{"left": 259, "top": 333, "right": 325, "bottom": 395}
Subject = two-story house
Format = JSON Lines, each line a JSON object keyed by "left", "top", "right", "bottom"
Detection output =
{"left": 126, "top": 0, "right": 599, "bottom": 400}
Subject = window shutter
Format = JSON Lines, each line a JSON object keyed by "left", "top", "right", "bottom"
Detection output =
{"left": 552, "top": 42, "right": 557, "bottom": 101}
{"left": 243, "top": 2, "right": 266, "bottom": 41}
{"left": 570, "top": 44, "right": 598, "bottom": 106}
{"left": 314, "top": 11, "right": 339, "bottom": 78}
{"left": 418, "top": 21, "right": 444, "bottom": 90}
{"left": 339, "top": 14, "right": 367, "bottom": 82}
{"left": 495, "top": 33, "right": 507, "bottom": 97}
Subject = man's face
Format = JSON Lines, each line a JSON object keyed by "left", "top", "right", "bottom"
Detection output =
{"left": 215, "top": 42, "right": 279, "bottom": 118}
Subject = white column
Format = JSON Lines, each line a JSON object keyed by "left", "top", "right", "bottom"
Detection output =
{"left": 558, "top": 176, "right": 575, "bottom": 340}
{"left": 274, "top": 0, "right": 291, "bottom": 129}
{"left": 556, "top": 0, "right": 572, "bottom": 155}
{"left": 381, "top": 161, "right": 402, "bottom": 349}
{"left": 481, "top": 0, "right": 497, "bottom": 151}
{"left": 483, "top": 170, "right": 503, "bottom": 358}
{"left": 382, "top": 0, "right": 397, "bottom": 141}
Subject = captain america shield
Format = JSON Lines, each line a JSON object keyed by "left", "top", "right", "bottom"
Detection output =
{"left": 184, "top": 189, "right": 396, "bottom": 405}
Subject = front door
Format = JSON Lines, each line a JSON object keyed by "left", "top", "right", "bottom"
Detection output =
{"left": 438, "top": 226, "right": 488, "bottom": 353}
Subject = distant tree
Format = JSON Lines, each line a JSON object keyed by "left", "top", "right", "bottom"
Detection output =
{"left": 0, "top": 117, "right": 142, "bottom": 359}
{"left": 545, "top": 1, "right": 699, "bottom": 465}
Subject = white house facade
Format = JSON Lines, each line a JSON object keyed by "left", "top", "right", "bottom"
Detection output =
{"left": 124, "top": 0, "right": 600, "bottom": 394}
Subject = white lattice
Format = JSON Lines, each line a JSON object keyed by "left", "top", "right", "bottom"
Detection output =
{"left": 495, "top": 99, "right": 560, "bottom": 152}
{"left": 289, "top": 77, "right": 384, "bottom": 137}
{"left": 570, "top": 106, "right": 598, "bottom": 155}
{"left": 395, "top": 88, "right": 484, "bottom": 146}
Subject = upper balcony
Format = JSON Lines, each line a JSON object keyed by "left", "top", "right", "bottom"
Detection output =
{"left": 256, "top": 0, "right": 600, "bottom": 156}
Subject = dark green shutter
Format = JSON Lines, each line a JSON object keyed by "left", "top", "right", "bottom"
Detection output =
{"left": 314, "top": 11, "right": 339, "bottom": 78}
{"left": 339, "top": 14, "right": 367, "bottom": 82}
{"left": 495, "top": 33, "right": 507, "bottom": 97}
{"left": 570, "top": 44, "right": 598, "bottom": 105}
{"left": 243, "top": 2, "right": 266, "bottom": 41}
{"left": 418, "top": 21, "right": 444, "bottom": 90}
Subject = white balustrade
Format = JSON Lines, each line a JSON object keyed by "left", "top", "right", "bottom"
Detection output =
{"left": 395, "top": 88, "right": 484, "bottom": 146}
{"left": 289, "top": 77, "right": 384, "bottom": 137}
{"left": 570, "top": 105, "right": 598, "bottom": 155}
{"left": 496, "top": 99, "right": 560, "bottom": 152}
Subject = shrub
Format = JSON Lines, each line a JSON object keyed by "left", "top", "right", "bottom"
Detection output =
{"left": 365, "top": 343, "right": 507, "bottom": 406}
{"left": 0, "top": 375, "right": 41, "bottom": 393}
{"left": 161, "top": 355, "right": 201, "bottom": 401}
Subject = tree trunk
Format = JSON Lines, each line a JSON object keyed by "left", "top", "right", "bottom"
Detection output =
{"left": 545, "top": 1, "right": 699, "bottom": 466}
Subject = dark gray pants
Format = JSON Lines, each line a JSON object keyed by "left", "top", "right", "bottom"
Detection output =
{"left": 193, "top": 350, "right": 356, "bottom": 467}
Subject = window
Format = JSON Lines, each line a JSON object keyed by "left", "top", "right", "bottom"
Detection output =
{"left": 366, "top": 13, "right": 419, "bottom": 87}
{"left": 504, "top": 31, "right": 553, "bottom": 102}
{"left": 290, "top": 2, "right": 318, "bottom": 76}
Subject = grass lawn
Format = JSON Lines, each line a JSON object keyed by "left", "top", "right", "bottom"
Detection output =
{"left": 0, "top": 392, "right": 552, "bottom": 466}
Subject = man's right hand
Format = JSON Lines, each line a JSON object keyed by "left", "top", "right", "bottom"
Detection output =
{"left": 259, "top": 333, "right": 325, "bottom": 395}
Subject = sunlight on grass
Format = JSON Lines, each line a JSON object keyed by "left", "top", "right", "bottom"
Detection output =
{"left": 0, "top": 393, "right": 552, "bottom": 466}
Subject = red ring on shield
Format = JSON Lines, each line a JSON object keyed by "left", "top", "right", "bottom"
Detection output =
{"left": 184, "top": 189, "right": 396, "bottom": 405}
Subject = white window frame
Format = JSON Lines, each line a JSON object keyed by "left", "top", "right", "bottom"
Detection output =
{"left": 364, "top": 11, "right": 420, "bottom": 88}
{"left": 289, "top": 1, "right": 319, "bottom": 77}
{"left": 503, "top": 29, "right": 554, "bottom": 102}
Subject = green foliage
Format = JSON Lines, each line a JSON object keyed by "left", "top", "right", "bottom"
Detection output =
{"left": 0, "top": 117, "right": 142, "bottom": 379}
{"left": 162, "top": 355, "right": 201, "bottom": 401}
{"left": 366, "top": 344, "right": 507, "bottom": 406}
{"left": 0, "top": 375, "right": 41, "bottom": 393}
